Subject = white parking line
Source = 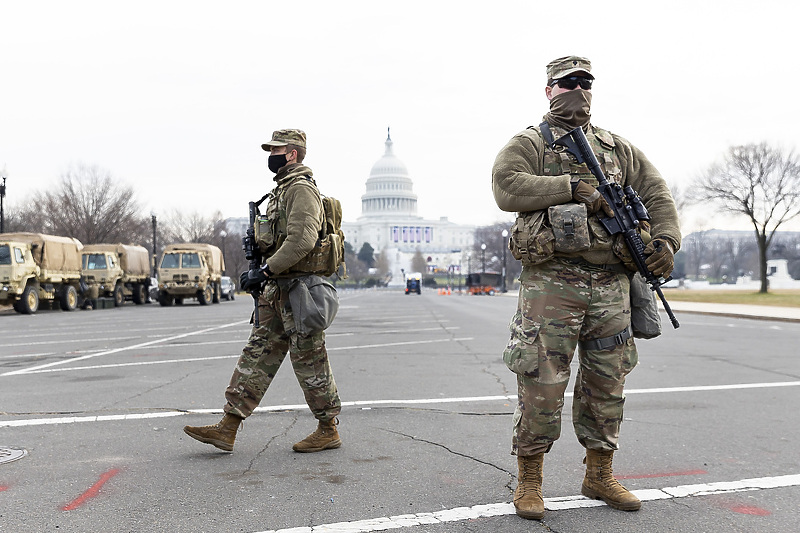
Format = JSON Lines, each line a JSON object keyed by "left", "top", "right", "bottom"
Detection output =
{"left": 0, "top": 320, "right": 249, "bottom": 376}
{"left": 249, "top": 474, "right": 800, "bottom": 533}
{"left": 2, "top": 381, "right": 798, "bottom": 427}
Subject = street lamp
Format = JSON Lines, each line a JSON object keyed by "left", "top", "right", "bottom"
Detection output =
{"left": 151, "top": 212, "right": 158, "bottom": 277}
{"left": 0, "top": 167, "right": 7, "bottom": 234}
{"left": 481, "top": 243, "right": 486, "bottom": 274}
{"left": 219, "top": 230, "right": 227, "bottom": 274}
{"left": 501, "top": 229, "right": 509, "bottom": 293}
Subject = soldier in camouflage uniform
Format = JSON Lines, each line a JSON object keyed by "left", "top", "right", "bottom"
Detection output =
{"left": 492, "top": 57, "right": 681, "bottom": 519}
{"left": 184, "top": 129, "right": 342, "bottom": 453}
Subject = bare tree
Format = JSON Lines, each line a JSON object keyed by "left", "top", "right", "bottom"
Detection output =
{"left": 473, "top": 220, "right": 521, "bottom": 287}
{"left": 162, "top": 210, "right": 223, "bottom": 244}
{"left": 17, "top": 163, "right": 150, "bottom": 244}
{"left": 692, "top": 143, "right": 800, "bottom": 292}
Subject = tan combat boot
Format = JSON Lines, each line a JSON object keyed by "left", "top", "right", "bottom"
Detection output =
{"left": 513, "top": 453, "right": 545, "bottom": 520}
{"left": 581, "top": 449, "right": 641, "bottom": 511}
{"left": 292, "top": 418, "right": 342, "bottom": 453}
{"left": 183, "top": 413, "right": 243, "bottom": 452}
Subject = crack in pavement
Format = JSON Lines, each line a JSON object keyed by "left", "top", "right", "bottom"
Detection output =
{"left": 243, "top": 414, "right": 299, "bottom": 475}
{"left": 382, "top": 427, "right": 516, "bottom": 493}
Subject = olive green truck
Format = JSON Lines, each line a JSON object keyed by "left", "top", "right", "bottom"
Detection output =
{"left": 81, "top": 243, "right": 152, "bottom": 306}
{"left": 156, "top": 243, "right": 225, "bottom": 306}
{"left": 0, "top": 232, "right": 84, "bottom": 314}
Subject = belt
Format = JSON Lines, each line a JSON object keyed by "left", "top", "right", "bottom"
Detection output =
{"left": 556, "top": 256, "right": 629, "bottom": 275}
{"left": 580, "top": 326, "right": 632, "bottom": 351}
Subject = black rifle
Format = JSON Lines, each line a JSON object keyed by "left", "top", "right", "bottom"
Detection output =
{"left": 243, "top": 201, "right": 262, "bottom": 327}
{"left": 553, "top": 127, "right": 680, "bottom": 329}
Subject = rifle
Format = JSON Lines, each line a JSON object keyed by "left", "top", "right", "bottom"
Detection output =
{"left": 553, "top": 127, "right": 680, "bottom": 329}
{"left": 243, "top": 201, "right": 262, "bottom": 327}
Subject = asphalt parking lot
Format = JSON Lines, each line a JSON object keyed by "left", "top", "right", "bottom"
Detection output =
{"left": 1, "top": 290, "right": 799, "bottom": 532}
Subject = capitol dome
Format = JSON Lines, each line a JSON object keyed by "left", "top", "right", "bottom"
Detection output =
{"left": 360, "top": 130, "right": 419, "bottom": 219}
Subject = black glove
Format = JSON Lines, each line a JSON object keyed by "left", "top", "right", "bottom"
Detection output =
{"left": 240, "top": 268, "right": 268, "bottom": 291}
{"left": 571, "top": 177, "right": 614, "bottom": 217}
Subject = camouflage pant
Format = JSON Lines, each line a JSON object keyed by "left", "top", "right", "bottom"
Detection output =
{"left": 504, "top": 259, "right": 638, "bottom": 456}
{"left": 224, "top": 281, "right": 341, "bottom": 422}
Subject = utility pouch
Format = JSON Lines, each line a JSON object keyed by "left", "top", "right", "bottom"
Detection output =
{"left": 290, "top": 233, "right": 344, "bottom": 277}
{"left": 548, "top": 204, "right": 590, "bottom": 253}
{"left": 277, "top": 275, "right": 339, "bottom": 336}
{"left": 509, "top": 210, "right": 555, "bottom": 265}
{"left": 630, "top": 272, "right": 662, "bottom": 339}
{"left": 254, "top": 215, "right": 274, "bottom": 251}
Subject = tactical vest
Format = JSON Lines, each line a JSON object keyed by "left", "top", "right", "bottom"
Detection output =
{"left": 255, "top": 175, "right": 346, "bottom": 278}
{"left": 508, "top": 124, "right": 624, "bottom": 266}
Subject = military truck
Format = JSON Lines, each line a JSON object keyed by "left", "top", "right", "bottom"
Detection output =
{"left": 0, "top": 232, "right": 84, "bottom": 314}
{"left": 82, "top": 244, "right": 152, "bottom": 306}
{"left": 156, "top": 243, "right": 225, "bottom": 306}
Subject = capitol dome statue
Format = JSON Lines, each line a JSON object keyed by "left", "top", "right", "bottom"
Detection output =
{"left": 359, "top": 129, "right": 420, "bottom": 219}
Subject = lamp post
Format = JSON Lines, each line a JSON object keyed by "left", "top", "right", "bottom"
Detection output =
{"left": 481, "top": 243, "right": 486, "bottom": 274}
{"left": 219, "top": 230, "right": 227, "bottom": 274}
{"left": 151, "top": 212, "right": 158, "bottom": 277}
{"left": 0, "top": 167, "right": 7, "bottom": 234}
{"left": 501, "top": 229, "right": 509, "bottom": 293}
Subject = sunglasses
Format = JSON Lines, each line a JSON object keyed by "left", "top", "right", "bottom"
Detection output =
{"left": 550, "top": 76, "right": 593, "bottom": 90}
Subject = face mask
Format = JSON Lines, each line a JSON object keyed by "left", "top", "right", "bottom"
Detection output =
{"left": 547, "top": 89, "right": 592, "bottom": 129}
{"left": 268, "top": 153, "right": 288, "bottom": 173}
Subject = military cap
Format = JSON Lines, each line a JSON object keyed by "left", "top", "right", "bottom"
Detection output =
{"left": 546, "top": 56, "right": 594, "bottom": 81}
{"left": 261, "top": 129, "right": 307, "bottom": 151}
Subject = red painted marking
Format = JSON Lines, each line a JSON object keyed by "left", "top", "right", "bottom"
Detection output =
{"left": 729, "top": 504, "right": 771, "bottom": 516}
{"left": 616, "top": 469, "right": 708, "bottom": 480}
{"left": 61, "top": 468, "right": 121, "bottom": 511}
{"left": 0, "top": 485, "right": 9, "bottom": 492}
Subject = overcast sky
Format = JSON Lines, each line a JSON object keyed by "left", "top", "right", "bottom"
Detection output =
{"left": 2, "top": 0, "right": 800, "bottom": 236}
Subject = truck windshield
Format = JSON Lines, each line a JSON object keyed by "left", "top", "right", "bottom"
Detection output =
{"left": 84, "top": 253, "right": 108, "bottom": 270}
{"left": 182, "top": 253, "right": 201, "bottom": 268}
{"left": 161, "top": 253, "right": 180, "bottom": 269}
{"left": 0, "top": 245, "right": 10, "bottom": 265}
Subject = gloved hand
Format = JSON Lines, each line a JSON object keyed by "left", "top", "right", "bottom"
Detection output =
{"left": 240, "top": 268, "right": 268, "bottom": 291}
{"left": 644, "top": 238, "right": 674, "bottom": 278}
{"left": 571, "top": 178, "right": 614, "bottom": 217}
{"left": 614, "top": 221, "right": 652, "bottom": 272}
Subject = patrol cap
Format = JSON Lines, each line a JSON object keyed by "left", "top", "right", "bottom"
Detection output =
{"left": 546, "top": 56, "right": 594, "bottom": 81}
{"left": 261, "top": 129, "right": 307, "bottom": 151}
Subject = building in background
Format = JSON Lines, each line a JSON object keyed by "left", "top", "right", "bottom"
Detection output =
{"left": 342, "top": 131, "right": 474, "bottom": 285}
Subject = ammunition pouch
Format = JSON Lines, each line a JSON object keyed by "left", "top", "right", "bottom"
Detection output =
{"left": 510, "top": 204, "right": 591, "bottom": 265}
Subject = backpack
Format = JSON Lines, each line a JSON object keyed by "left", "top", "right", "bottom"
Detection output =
{"left": 291, "top": 194, "right": 347, "bottom": 279}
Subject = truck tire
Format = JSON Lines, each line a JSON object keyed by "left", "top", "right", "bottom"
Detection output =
{"left": 113, "top": 283, "right": 125, "bottom": 307}
{"left": 158, "top": 291, "right": 174, "bottom": 307}
{"left": 19, "top": 285, "right": 40, "bottom": 314}
{"left": 59, "top": 285, "right": 78, "bottom": 311}
{"left": 132, "top": 284, "right": 145, "bottom": 305}
{"left": 198, "top": 285, "right": 213, "bottom": 305}
{"left": 212, "top": 282, "right": 221, "bottom": 304}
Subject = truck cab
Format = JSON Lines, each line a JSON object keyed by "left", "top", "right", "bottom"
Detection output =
{"left": 0, "top": 241, "right": 38, "bottom": 312}
{"left": 82, "top": 251, "right": 123, "bottom": 301}
{"left": 157, "top": 244, "right": 223, "bottom": 306}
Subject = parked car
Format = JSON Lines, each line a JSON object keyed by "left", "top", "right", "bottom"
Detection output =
{"left": 148, "top": 277, "right": 159, "bottom": 302}
{"left": 220, "top": 276, "right": 235, "bottom": 300}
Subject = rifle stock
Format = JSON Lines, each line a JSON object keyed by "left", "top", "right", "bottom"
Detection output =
{"left": 554, "top": 127, "right": 680, "bottom": 329}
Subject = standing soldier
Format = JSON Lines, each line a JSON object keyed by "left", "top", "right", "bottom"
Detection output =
{"left": 492, "top": 57, "right": 680, "bottom": 519}
{"left": 184, "top": 129, "right": 342, "bottom": 453}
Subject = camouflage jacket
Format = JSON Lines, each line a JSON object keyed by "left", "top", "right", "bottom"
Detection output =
{"left": 492, "top": 123, "right": 681, "bottom": 265}
{"left": 263, "top": 163, "right": 324, "bottom": 276}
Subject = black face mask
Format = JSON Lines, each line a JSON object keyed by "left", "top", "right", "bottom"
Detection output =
{"left": 268, "top": 153, "right": 288, "bottom": 173}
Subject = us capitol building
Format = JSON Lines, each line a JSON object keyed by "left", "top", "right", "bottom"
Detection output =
{"left": 342, "top": 131, "right": 474, "bottom": 285}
